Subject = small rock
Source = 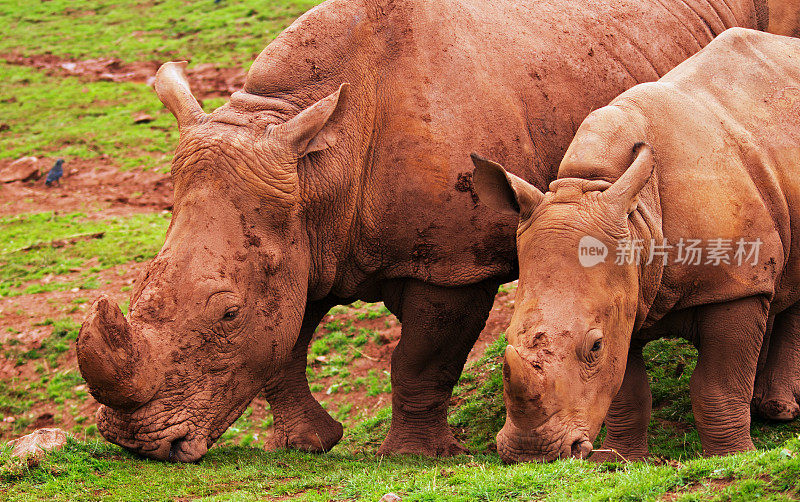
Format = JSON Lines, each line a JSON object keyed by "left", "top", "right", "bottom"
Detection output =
{"left": 0, "top": 156, "right": 39, "bottom": 183}
{"left": 7, "top": 428, "right": 68, "bottom": 467}
{"left": 132, "top": 112, "right": 154, "bottom": 124}
{"left": 379, "top": 494, "right": 402, "bottom": 502}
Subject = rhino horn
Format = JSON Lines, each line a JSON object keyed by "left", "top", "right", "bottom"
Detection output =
{"left": 77, "top": 296, "right": 162, "bottom": 410}
{"left": 154, "top": 61, "right": 206, "bottom": 129}
{"left": 504, "top": 344, "right": 533, "bottom": 397}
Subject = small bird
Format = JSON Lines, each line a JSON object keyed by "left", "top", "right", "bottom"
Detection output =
{"left": 45, "top": 158, "right": 64, "bottom": 187}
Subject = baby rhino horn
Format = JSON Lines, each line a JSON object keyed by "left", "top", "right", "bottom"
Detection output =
{"left": 504, "top": 345, "right": 532, "bottom": 397}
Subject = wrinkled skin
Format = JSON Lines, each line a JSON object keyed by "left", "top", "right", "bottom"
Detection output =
{"left": 768, "top": 0, "right": 800, "bottom": 36}
{"left": 77, "top": 0, "right": 766, "bottom": 462}
{"left": 473, "top": 28, "right": 800, "bottom": 463}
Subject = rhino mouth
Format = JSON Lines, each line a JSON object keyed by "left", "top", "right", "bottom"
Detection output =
{"left": 96, "top": 392, "right": 252, "bottom": 463}
{"left": 97, "top": 405, "right": 208, "bottom": 462}
{"left": 496, "top": 420, "right": 592, "bottom": 463}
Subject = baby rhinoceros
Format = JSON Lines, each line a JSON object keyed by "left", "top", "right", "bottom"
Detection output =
{"left": 471, "top": 27, "right": 800, "bottom": 463}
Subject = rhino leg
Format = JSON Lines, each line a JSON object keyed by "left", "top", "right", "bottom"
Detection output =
{"left": 590, "top": 343, "right": 651, "bottom": 462}
{"left": 263, "top": 301, "right": 343, "bottom": 453}
{"left": 378, "top": 279, "right": 498, "bottom": 457}
{"left": 690, "top": 296, "right": 768, "bottom": 456}
{"left": 754, "top": 303, "right": 800, "bottom": 421}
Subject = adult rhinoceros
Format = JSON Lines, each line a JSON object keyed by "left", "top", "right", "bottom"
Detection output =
{"left": 768, "top": 0, "right": 800, "bottom": 36}
{"left": 76, "top": 0, "right": 766, "bottom": 462}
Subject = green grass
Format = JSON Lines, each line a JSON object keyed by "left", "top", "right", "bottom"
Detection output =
{"left": 450, "top": 334, "right": 507, "bottom": 453}
{"left": 1, "top": 436, "right": 799, "bottom": 501}
{"left": 0, "top": 63, "right": 184, "bottom": 169}
{"left": 3, "top": 318, "right": 79, "bottom": 367}
{"left": 0, "top": 211, "right": 170, "bottom": 296}
{"left": 0, "top": 0, "right": 326, "bottom": 169}
{"left": 0, "top": 369, "right": 87, "bottom": 436}
{"left": 0, "top": 0, "right": 323, "bottom": 66}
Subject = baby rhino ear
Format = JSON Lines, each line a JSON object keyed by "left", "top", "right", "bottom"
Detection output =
{"left": 470, "top": 154, "right": 543, "bottom": 216}
{"left": 600, "top": 142, "right": 654, "bottom": 215}
{"left": 274, "top": 83, "right": 350, "bottom": 158}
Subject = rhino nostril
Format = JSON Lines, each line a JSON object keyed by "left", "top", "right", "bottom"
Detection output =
{"left": 168, "top": 436, "right": 187, "bottom": 462}
{"left": 571, "top": 439, "right": 593, "bottom": 459}
{"left": 167, "top": 435, "right": 208, "bottom": 463}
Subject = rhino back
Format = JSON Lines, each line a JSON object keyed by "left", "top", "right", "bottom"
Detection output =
{"left": 602, "top": 29, "right": 800, "bottom": 315}
{"left": 235, "top": 0, "right": 765, "bottom": 293}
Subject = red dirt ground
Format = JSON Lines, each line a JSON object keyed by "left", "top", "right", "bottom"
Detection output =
{"left": 0, "top": 156, "right": 173, "bottom": 218}
{"left": 2, "top": 53, "right": 247, "bottom": 100}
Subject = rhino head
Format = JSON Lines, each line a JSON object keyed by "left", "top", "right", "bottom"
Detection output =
{"left": 77, "top": 62, "right": 349, "bottom": 462}
{"left": 470, "top": 144, "right": 653, "bottom": 463}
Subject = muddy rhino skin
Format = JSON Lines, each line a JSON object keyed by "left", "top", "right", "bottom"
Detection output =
{"left": 768, "top": 0, "right": 800, "bottom": 36}
{"left": 77, "top": 0, "right": 766, "bottom": 462}
{"left": 472, "top": 28, "right": 800, "bottom": 463}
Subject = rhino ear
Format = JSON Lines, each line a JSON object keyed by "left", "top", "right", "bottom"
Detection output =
{"left": 471, "top": 154, "right": 543, "bottom": 215}
{"left": 275, "top": 83, "right": 350, "bottom": 158}
{"left": 600, "top": 142, "right": 654, "bottom": 215}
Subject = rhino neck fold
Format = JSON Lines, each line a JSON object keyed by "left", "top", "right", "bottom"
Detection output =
{"left": 628, "top": 176, "right": 664, "bottom": 333}
{"left": 300, "top": 104, "right": 380, "bottom": 303}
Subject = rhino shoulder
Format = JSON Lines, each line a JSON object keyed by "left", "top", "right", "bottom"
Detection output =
{"left": 244, "top": 0, "right": 410, "bottom": 99}
{"left": 557, "top": 102, "right": 651, "bottom": 183}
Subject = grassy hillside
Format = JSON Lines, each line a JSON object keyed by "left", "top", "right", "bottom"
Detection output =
{"left": 0, "top": 1, "right": 799, "bottom": 500}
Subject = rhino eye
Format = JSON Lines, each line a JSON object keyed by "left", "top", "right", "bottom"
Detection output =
{"left": 580, "top": 329, "right": 604, "bottom": 363}
{"left": 222, "top": 307, "right": 239, "bottom": 321}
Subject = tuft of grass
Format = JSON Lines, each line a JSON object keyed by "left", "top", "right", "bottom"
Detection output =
{"left": 449, "top": 334, "right": 507, "bottom": 452}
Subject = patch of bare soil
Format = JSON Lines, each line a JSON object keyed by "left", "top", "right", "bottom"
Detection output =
{"left": 0, "top": 261, "right": 145, "bottom": 441}
{"left": 0, "top": 157, "right": 172, "bottom": 218}
{"left": 1, "top": 53, "right": 246, "bottom": 100}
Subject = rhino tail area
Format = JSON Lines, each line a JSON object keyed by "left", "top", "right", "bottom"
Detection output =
{"left": 754, "top": 0, "right": 769, "bottom": 32}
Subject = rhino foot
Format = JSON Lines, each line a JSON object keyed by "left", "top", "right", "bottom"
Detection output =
{"left": 377, "top": 423, "right": 466, "bottom": 457}
{"left": 753, "top": 376, "right": 800, "bottom": 422}
{"left": 265, "top": 408, "right": 343, "bottom": 453}
{"left": 754, "top": 397, "right": 800, "bottom": 422}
